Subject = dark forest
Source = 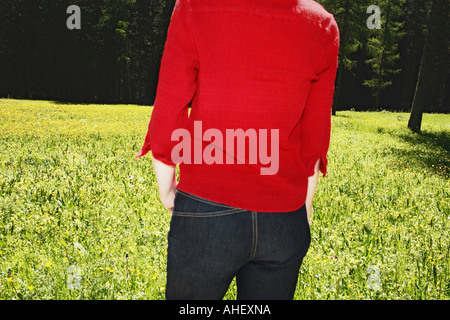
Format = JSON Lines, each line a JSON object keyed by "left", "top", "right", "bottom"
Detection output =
{"left": 0, "top": 0, "right": 448, "bottom": 115}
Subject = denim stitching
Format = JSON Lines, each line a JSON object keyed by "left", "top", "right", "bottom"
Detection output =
{"left": 173, "top": 190, "right": 247, "bottom": 217}
{"left": 171, "top": 210, "right": 246, "bottom": 218}
{"left": 172, "top": 206, "right": 242, "bottom": 216}
{"left": 176, "top": 189, "right": 241, "bottom": 210}
{"left": 249, "top": 212, "right": 258, "bottom": 260}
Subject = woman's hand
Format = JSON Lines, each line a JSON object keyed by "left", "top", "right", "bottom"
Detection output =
{"left": 305, "top": 158, "right": 321, "bottom": 223}
{"left": 152, "top": 158, "right": 177, "bottom": 214}
{"left": 160, "top": 185, "right": 176, "bottom": 213}
{"left": 305, "top": 201, "right": 313, "bottom": 223}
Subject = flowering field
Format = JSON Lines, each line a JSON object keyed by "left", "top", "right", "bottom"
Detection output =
{"left": 0, "top": 99, "right": 448, "bottom": 300}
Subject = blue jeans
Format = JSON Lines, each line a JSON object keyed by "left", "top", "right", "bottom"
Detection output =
{"left": 166, "top": 189, "right": 311, "bottom": 300}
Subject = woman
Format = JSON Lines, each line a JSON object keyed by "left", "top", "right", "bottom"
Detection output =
{"left": 136, "top": 0, "right": 339, "bottom": 300}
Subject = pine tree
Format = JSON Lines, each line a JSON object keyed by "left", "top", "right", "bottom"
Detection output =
{"left": 398, "top": 0, "right": 432, "bottom": 110}
{"left": 318, "top": 0, "right": 372, "bottom": 114}
{"left": 363, "top": 0, "right": 405, "bottom": 109}
{"left": 408, "top": 0, "right": 449, "bottom": 132}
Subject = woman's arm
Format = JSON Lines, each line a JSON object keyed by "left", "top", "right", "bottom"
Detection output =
{"left": 305, "top": 158, "right": 321, "bottom": 222}
{"left": 152, "top": 158, "right": 177, "bottom": 213}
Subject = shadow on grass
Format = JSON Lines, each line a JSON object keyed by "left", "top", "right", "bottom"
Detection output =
{"left": 385, "top": 129, "right": 449, "bottom": 178}
{"left": 50, "top": 100, "right": 117, "bottom": 106}
{"left": 332, "top": 113, "right": 350, "bottom": 118}
{"left": 50, "top": 99, "right": 152, "bottom": 106}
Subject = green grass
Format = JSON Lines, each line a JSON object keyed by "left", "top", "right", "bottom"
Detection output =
{"left": 0, "top": 99, "right": 448, "bottom": 300}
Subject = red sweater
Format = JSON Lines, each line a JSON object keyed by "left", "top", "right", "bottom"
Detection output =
{"left": 136, "top": 0, "right": 340, "bottom": 212}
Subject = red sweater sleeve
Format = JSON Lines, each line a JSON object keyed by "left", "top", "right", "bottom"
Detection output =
{"left": 299, "top": 16, "right": 339, "bottom": 178}
{"left": 135, "top": 0, "right": 199, "bottom": 165}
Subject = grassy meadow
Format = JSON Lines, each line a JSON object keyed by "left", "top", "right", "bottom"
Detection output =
{"left": 0, "top": 99, "right": 448, "bottom": 300}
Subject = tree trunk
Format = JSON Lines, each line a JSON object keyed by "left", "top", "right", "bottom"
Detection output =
{"left": 126, "top": 36, "right": 132, "bottom": 103}
{"left": 408, "top": 0, "right": 448, "bottom": 132}
{"left": 332, "top": 66, "right": 343, "bottom": 115}
{"left": 399, "top": 0, "right": 426, "bottom": 110}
